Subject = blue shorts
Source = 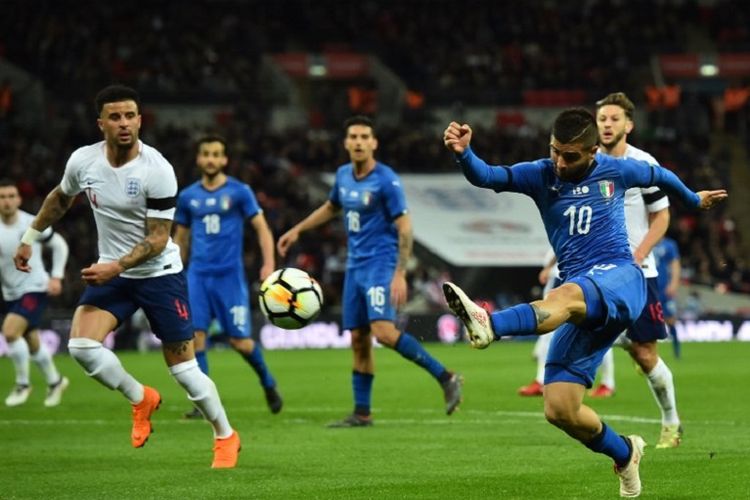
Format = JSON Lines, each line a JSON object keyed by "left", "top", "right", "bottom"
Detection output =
{"left": 6, "top": 293, "right": 49, "bottom": 329}
{"left": 342, "top": 260, "right": 397, "bottom": 330}
{"left": 187, "top": 269, "right": 250, "bottom": 338}
{"left": 79, "top": 272, "right": 193, "bottom": 343}
{"left": 626, "top": 277, "right": 668, "bottom": 342}
{"left": 545, "top": 263, "right": 646, "bottom": 388}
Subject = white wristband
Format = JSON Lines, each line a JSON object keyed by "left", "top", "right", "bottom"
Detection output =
{"left": 21, "top": 227, "right": 42, "bottom": 245}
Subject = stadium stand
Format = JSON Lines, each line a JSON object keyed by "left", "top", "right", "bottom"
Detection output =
{"left": 1, "top": 0, "right": 748, "bottom": 310}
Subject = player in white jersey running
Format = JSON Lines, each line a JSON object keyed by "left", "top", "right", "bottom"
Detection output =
{"left": 1, "top": 180, "right": 70, "bottom": 407}
{"left": 596, "top": 92, "right": 683, "bottom": 449}
{"left": 13, "top": 85, "right": 240, "bottom": 468}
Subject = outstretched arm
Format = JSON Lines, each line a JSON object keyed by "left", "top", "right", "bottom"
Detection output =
{"left": 444, "top": 121, "right": 533, "bottom": 191}
{"left": 623, "top": 161, "right": 728, "bottom": 209}
{"left": 14, "top": 186, "right": 75, "bottom": 272}
{"left": 695, "top": 189, "right": 728, "bottom": 209}
{"left": 277, "top": 200, "right": 340, "bottom": 257}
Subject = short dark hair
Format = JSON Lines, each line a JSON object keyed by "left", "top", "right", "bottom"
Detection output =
{"left": 0, "top": 178, "right": 16, "bottom": 189}
{"left": 197, "top": 135, "right": 228, "bottom": 156}
{"left": 94, "top": 84, "right": 140, "bottom": 114}
{"left": 552, "top": 108, "right": 598, "bottom": 148}
{"left": 343, "top": 115, "right": 375, "bottom": 137}
{"left": 596, "top": 92, "right": 635, "bottom": 120}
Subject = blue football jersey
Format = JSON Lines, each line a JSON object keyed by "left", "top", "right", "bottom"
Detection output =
{"left": 653, "top": 237, "right": 680, "bottom": 293}
{"left": 175, "top": 177, "right": 261, "bottom": 272}
{"left": 329, "top": 162, "right": 408, "bottom": 267}
{"left": 457, "top": 149, "right": 699, "bottom": 281}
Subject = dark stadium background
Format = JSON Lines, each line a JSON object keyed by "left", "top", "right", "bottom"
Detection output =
{"left": 1, "top": 0, "right": 749, "bottom": 346}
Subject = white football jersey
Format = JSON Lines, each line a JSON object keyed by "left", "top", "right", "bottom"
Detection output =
{"left": 0, "top": 211, "right": 53, "bottom": 300}
{"left": 60, "top": 140, "right": 182, "bottom": 278}
{"left": 620, "top": 144, "right": 670, "bottom": 278}
{"left": 542, "top": 263, "right": 560, "bottom": 297}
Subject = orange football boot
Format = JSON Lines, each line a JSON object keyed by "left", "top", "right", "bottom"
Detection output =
{"left": 131, "top": 386, "right": 162, "bottom": 448}
{"left": 212, "top": 430, "right": 241, "bottom": 469}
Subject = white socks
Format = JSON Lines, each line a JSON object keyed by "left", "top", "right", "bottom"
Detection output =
{"left": 68, "top": 338, "right": 143, "bottom": 403}
{"left": 646, "top": 357, "right": 680, "bottom": 425}
{"left": 67, "top": 338, "right": 233, "bottom": 437}
{"left": 6, "top": 337, "right": 30, "bottom": 386}
{"left": 31, "top": 343, "right": 61, "bottom": 386}
{"left": 600, "top": 349, "right": 616, "bottom": 389}
{"left": 170, "top": 359, "right": 232, "bottom": 438}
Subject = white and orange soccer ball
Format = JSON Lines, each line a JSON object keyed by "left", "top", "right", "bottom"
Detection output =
{"left": 258, "top": 268, "right": 323, "bottom": 329}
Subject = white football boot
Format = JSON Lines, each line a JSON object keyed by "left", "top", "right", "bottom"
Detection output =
{"left": 442, "top": 282, "right": 494, "bottom": 349}
{"left": 615, "top": 435, "right": 646, "bottom": 497}
{"left": 44, "top": 376, "right": 70, "bottom": 407}
{"left": 5, "top": 385, "right": 32, "bottom": 407}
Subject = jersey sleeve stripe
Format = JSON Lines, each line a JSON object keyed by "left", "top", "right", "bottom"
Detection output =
{"left": 501, "top": 166, "right": 513, "bottom": 186}
{"left": 642, "top": 190, "right": 667, "bottom": 204}
{"left": 147, "top": 196, "right": 176, "bottom": 210}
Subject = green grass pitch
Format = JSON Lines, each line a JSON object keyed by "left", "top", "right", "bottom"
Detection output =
{"left": 2, "top": 341, "right": 749, "bottom": 499}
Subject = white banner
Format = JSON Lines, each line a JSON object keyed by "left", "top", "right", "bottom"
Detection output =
{"left": 321, "top": 172, "right": 550, "bottom": 267}
{"left": 400, "top": 174, "right": 549, "bottom": 266}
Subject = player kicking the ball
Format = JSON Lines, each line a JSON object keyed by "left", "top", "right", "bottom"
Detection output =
{"left": 443, "top": 109, "right": 725, "bottom": 497}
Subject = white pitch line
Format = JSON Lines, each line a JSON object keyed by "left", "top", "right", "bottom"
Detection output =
{"left": 0, "top": 408, "right": 668, "bottom": 427}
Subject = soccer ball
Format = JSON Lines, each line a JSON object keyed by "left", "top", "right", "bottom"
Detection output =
{"left": 258, "top": 267, "right": 323, "bottom": 329}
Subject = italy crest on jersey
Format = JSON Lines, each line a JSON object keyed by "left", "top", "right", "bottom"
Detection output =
{"left": 125, "top": 177, "right": 141, "bottom": 198}
{"left": 220, "top": 195, "right": 232, "bottom": 211}
{"left": 598, "top": 180, "right": 615, "bottom": 198}
{"left": 362, "top": 191, "right": 372, "bottom": 206}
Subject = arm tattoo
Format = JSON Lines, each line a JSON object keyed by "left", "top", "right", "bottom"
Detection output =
{"left": 34, "top": 186, "right": 74, "bottom": 230}
{"left": 531, "top": 304, "right": 551, "bottom": 326}
{"left": 397, "top": 230, "right": 413, "bottom": 271}
{"left": 118, "top": 217, "right": 172, "bottom": 270}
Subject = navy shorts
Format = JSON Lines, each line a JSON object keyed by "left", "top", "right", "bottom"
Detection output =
{"left": 79, "top": 272, "right": 193, "bottom": 343}
{"left": 6, "top": 293, "right": 49, "bottom": 329}
{"left": 545, "top": 263, "right": 646, "bottom": 388}
{"left": 187, "top": 269, "right": 250, "bottom": 338}
{"left": 342, "top": 259, "right": 397, "bottom": 330}
{"left": 626, "top": 277, "right": 668, "bottom": 342}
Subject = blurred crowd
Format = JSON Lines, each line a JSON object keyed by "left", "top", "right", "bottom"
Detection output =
{"left": 1, "top": 0, "right": 749, "bottom": 310}
{"left": 4, "top": 1, "right": 750, "bottom": 104}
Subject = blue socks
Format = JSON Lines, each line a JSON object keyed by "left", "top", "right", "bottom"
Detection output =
{"left": 394, "top": 332, "right": 447, "bottom": 381}
{"left": 195, "top": 350, "right": 209, "bottom": 375}
{"left": 669, "top": 324, "right": 681, "bottom": 359}
{"left": 353, "top": 371, "right": 374, "bottom": 416}
{"left": 197, "top": 341, "right": 276, "bottom": 388}
{"left": 243, "top": 343, "right": 276, "bottom": 389}
{"left": 585, "top": 422, "right": 632, "bottom": 467}
{"left": 351, "top": 333, "right": 447, "bottom": 416}
{"left": 490, "top": 303, "right": 538, "bottom": 338}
